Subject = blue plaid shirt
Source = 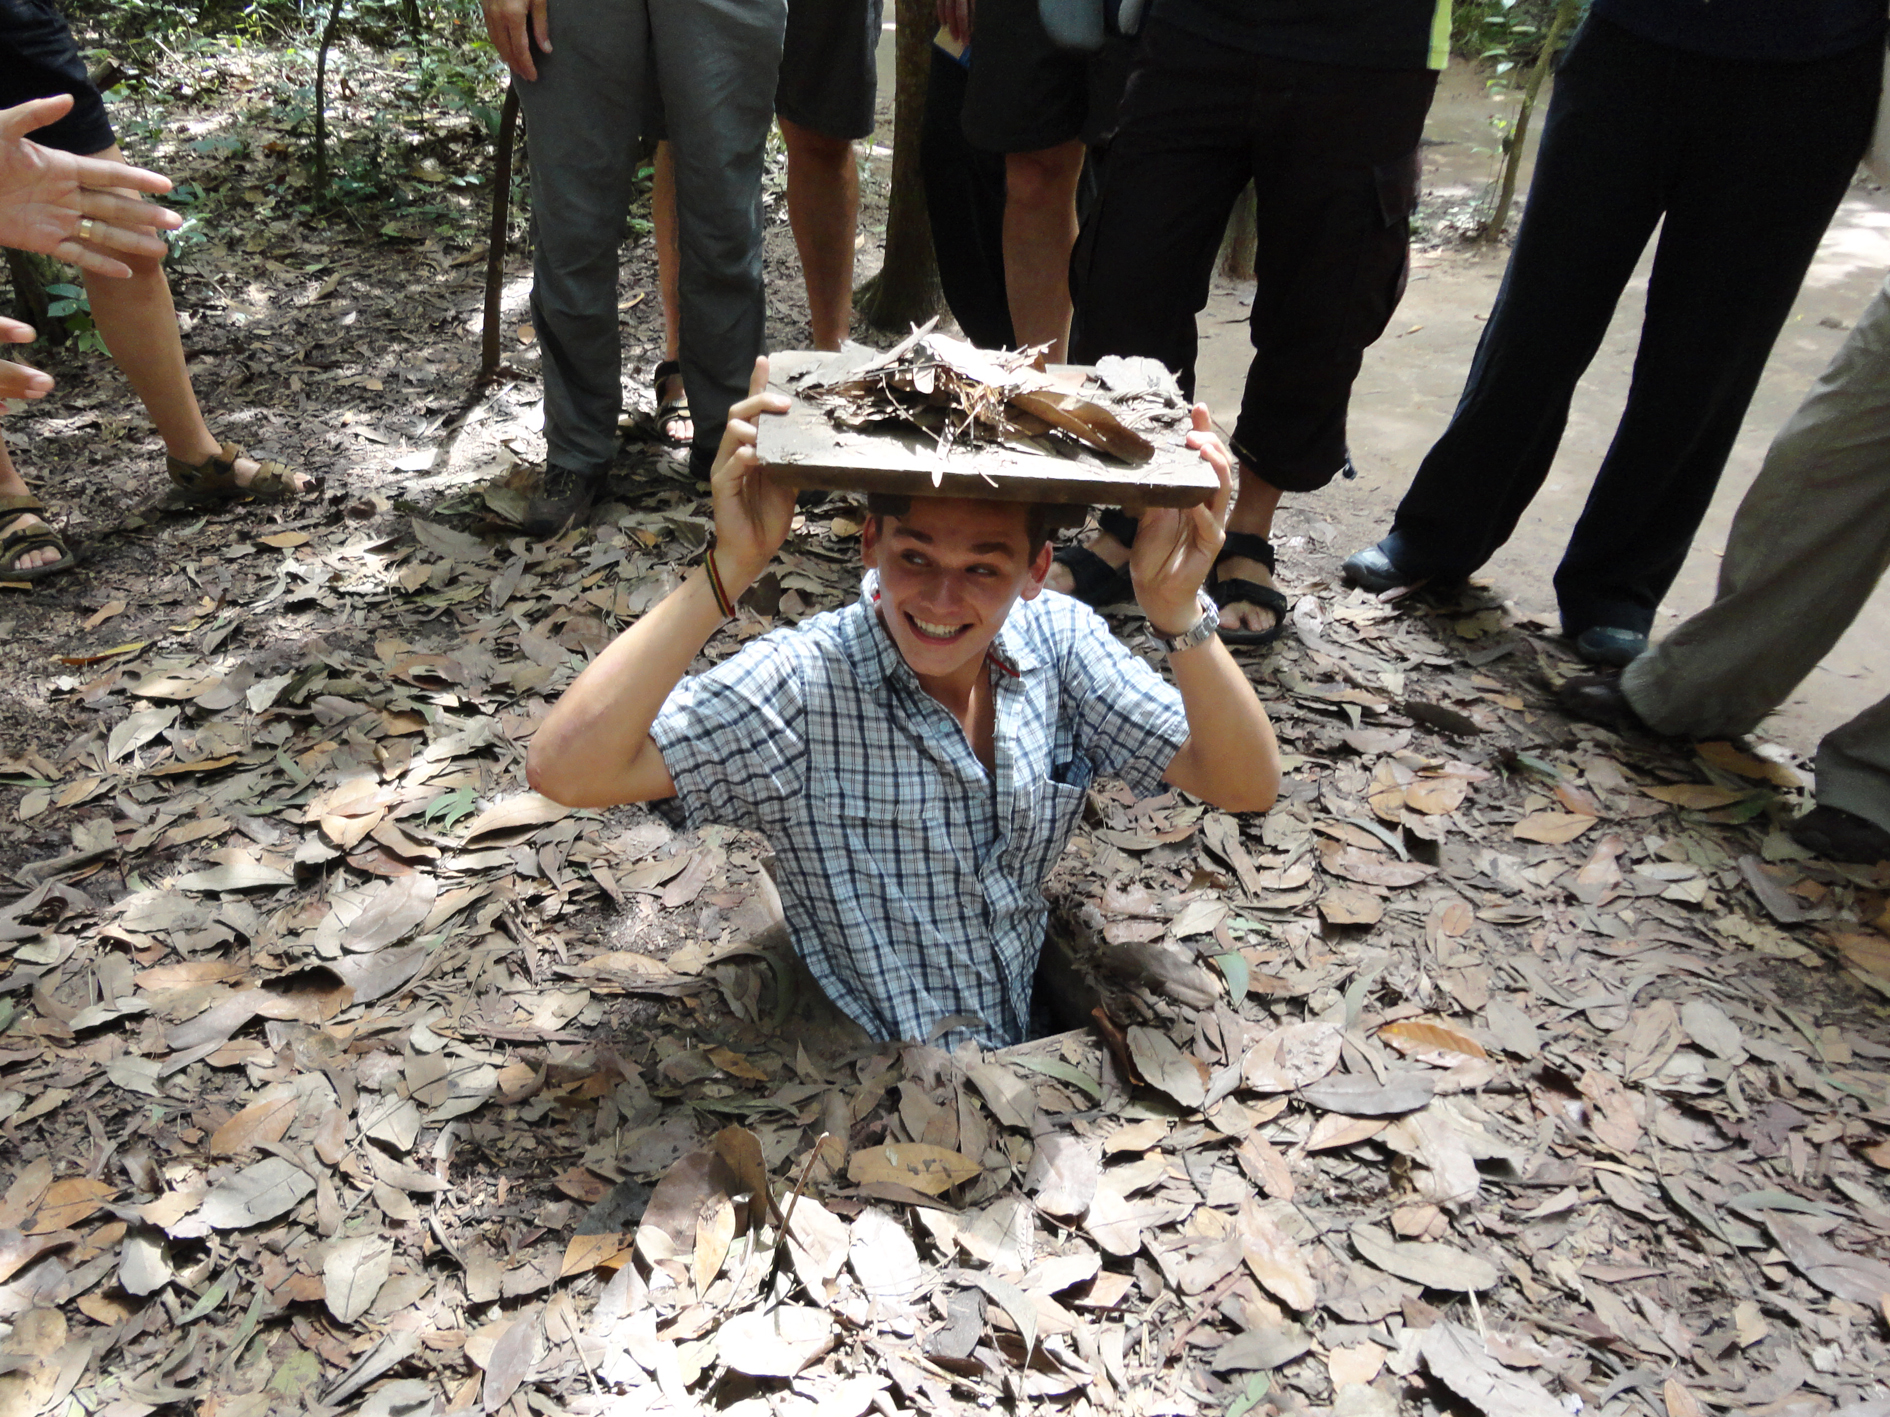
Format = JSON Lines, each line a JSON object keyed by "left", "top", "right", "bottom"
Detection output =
{"left": 650, "top": 575, "right": 1190, "bottom": 1047}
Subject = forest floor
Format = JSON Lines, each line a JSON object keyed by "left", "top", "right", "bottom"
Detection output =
{"left": 0, "top": 28, "right": 1887, "bottom": 1417}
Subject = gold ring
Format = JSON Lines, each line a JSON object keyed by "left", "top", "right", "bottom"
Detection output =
{"left": 77, "top": 218, "right": 97, "bottom": 243}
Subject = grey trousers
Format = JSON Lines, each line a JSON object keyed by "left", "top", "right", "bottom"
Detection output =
{"left": 517, "top": 0, "right": 785, "bottom": 478}
{"left": 1623, "top": 273, "right": 1890, "bottom": 834}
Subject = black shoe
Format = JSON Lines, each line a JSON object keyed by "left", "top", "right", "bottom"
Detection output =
{"left": 1342, "top": 540, "right": 1424, "bottom": 595}
{"left": 1555, "top": 674, "right": 1650, "bottom": 734}
{"left": 521, "top": 464, "right": 607, "bottom": 537}
{"left": 1788, "top": 804, "right": 1890, "bottom": 865}
{"left": 1572, "top": 626, "right": 1647, "bottom": 667}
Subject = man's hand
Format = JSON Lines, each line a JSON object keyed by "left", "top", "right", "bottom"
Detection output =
{"left": 0, "top": 97, "right": 181, "bottom": 279}
{"left": 1131, "top": 404, "right": 1232, "bottom": 635}
{"left": 937, "top": 0, "right": 975, "bottom": 48}
{"left": 0, "top": 316, "right": 51, "bottom": 404}
{"left": 482, "top": 0, "right": 550, "bottom": 80}
{"left": 709, "top": 357, "right": 794, "bottom": 591}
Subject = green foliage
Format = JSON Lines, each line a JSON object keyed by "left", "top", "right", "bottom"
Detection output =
{"left": 42, "top": 282, "right": 108, "bottom": 355}
{"left": 1451, "top": 0, "right": 1583, "bottom": 78}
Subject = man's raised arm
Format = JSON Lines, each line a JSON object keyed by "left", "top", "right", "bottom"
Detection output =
{"left": 526, "top": 359, "right": 792, "bottom": 808}
{"left": 1133, "top": 408, "right": 1281, "bottom": 815}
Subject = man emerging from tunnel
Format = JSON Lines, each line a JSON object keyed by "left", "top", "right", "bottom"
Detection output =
{"left": 526, "top": 359, "right": 1280, "bottom": 1047}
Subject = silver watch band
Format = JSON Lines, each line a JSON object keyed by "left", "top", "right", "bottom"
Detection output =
{"left": 1155, "top": 589, "right": 1220, "bottom": 655}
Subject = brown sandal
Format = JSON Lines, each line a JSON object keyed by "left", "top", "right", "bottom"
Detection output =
{"left": 0, "top": 494, "right": 76, "bottom": 582}
{"left": 166, "top": 441, "right": 303, "bottom": 504}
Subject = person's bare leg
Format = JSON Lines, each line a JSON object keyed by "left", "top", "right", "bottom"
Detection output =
{"left": 78, "top": 145, "right": 306, "bottom": 492}
{"left": 0, "top": 434, "right": 60, "bottom": 574}
{"left": 651, "top": 141, "right": 692, "bottom": 443}
{"left": 779, "top": 116, "right": 858, "bottom": 351}
{"left": 1217, "top": 465, "right": 1283, "bottom": 635}
{"left": 1002, "top": 139, "right": 1084, "bottom": 359}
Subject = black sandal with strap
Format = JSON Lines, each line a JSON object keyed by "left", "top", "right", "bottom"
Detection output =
{"left": 1051, "top": 508, "right": 1140, "bottom": 609}
{"left": 0, "top": 494, "right": 76, "bottom": 582}
{"left": 652, "top": 359, "right": 691, "bottom": 447}
{"left": 1211, "top": 530, "right": 1290, "bottom": 647}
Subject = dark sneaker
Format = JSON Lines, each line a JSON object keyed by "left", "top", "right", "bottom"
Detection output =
{"left": 1555, "top": 674, "right": 1650, "bottom": 733}
{"left": 1342, "top": 540, "right": 1424, "bottom": 595}
{"left": 1788, "top": 804, "right": 1890, "bottom": 865}
{"left": 521, "top": 463, "right": 607, "bottom": 537}
{"left": 1572, "top": 626, "right": 1648, "bottom": 667}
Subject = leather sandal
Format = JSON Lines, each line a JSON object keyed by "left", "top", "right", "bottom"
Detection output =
{"left": 0, "top": 494, "right": 76, "bottom": 582}
{"left": 1051, "top": 508, "right": 1139, "bottom": 608}
{"left": 653, "top": 359, "right": 691, "bottom": 447}
{"left": 166, "top": 441, "right": 303, "bottom": 504}
{"left": 1211, "top": 530, "right": 1289, "bottom": 647}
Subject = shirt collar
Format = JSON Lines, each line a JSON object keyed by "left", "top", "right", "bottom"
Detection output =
{"left": 843, "top": 571, "right": 1041, "bottom": 690}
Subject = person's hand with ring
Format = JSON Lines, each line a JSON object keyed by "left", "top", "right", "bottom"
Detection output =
{"left": 0, "top": 95, "right": 182, "bottom": 278}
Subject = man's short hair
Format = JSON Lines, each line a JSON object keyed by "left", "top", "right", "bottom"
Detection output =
{"left": 862, "top": 494, "right": 1087, "bottom": 555}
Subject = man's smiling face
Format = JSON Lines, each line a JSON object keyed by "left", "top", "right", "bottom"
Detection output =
{"left": 862, "top": 498, "right": 1054, "bottom": 695}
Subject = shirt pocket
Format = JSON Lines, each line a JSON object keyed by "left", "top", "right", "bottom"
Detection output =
{"left": 1001, "top": 775, "right": 1090, "bottom": 888}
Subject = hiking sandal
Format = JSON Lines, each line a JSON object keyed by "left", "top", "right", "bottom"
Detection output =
{"left": 653, "top": 359, "right": 691, "bottom": 446}
{"left": 1050, "top": 507, "right": 1141, "bottom": 608}
{"left": 166, "top": 441, "right": 303, "bottom": 504}
{"left": 0, "top": 494, "right": 76, "bottom": 581}
{"left": 1211, "top": 530, "right": 1290, "bottom": 647}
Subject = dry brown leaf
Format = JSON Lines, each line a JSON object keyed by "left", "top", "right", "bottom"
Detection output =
{"left": 716, "top": 1307, "right": 835, "bottom": 1378}
{"left": 209, "top": 1092, "right": 299, "bottom": 1156}
{"left": 1305, "top": 1114, "right": 1389, "bottom": 1151}
{"left": 1664, "top": 1377, "right": 1706, "bottom": 1417}
{"left": 712, "top": 1125, "right": 778, "bottom": 1227}
{"left": 1351, "top": 1224, "right": 1499, "bottom": 1291}
{"left": 846, "top": 1143, "right": 980, "bottom": 1197}
{"left": 849, "top": 1208, "right": 922, "bottom": 1306}
{"left": 559, "top": 1232, "right": 632, "bottom": 1277}
{"left": 1237, "top": 1197, "right": 1316, "bottom": 1311}
{"left": 1511, "top": 811, "right": 1596, "bottom": 844}
{"left": 460, "top": 792, "right": 570, "bottom": 841}
{"left": 1127, "top": 1025, "right": 1208, "bottom": 1110}
{"left": 1765, "top": 1214, "right": 1890, "bottom": 1304}
{"left": 28, "top": 1178, "right": 115, "bottom": 1234}
{"left": 323, "top": 1234, "right": 392, "bottom": 1324}
{"left": 1406, "top": 776, "right": 1470, "bottom": 815}
{"left": 1695, "top": 740, "right": 1803, "bottom": 788}
{"left": 1320, "top": 842, "right": 1434, "bottom": 888}
{"left": 1023, "top": 1134, "right": 1099, "bottom": 1218}
{"left": 1243, "top": 1022, "right": 1342, "bottom": 1092}
{"left": 692, "top": 1192, "right": 736, "bottom": 1293}
{"left": 0, "top": 1227, "right": 75, "bottom": 1284}
{"left": 1320, "top": 888, "right": 1384, "bottom": 926}
{"left": 1380, "top": 1019, "right": 1488, "bottom": 1063}
{"left": 1234, "top": 1134, "right": 1294, "bottom": 1200}
{"left": 1420, "top": 1321, "right": 1562, "bottom": 1417}
{"left": 1330, "top": 1342, "right": 1387, "bottom": 1387}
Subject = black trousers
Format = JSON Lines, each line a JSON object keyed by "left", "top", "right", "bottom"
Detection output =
{"left": 1068, "top": 19, "right": 1437, "bottom": 493}
{"left": 1382, "top": 17, "right": 1880, "bottom": 638}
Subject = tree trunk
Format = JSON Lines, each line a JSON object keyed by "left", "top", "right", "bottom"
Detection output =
{"left": 4, "top": 249, "right": 52, "bottom": 337}
{"left": 480, "top": 81, "right": 522, "bottom": 383}
{"left": 1477, "top": 0, "right": 1581, "bottom": 246}
{"left": 856, "top": 0, "right": 942, "bottom": 331}
{"left": 312, "top": 0, "right": 349, "bottom": 201}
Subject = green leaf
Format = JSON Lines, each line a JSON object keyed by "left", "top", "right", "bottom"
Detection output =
{"left": 423, "top": 785, "right": 477, "bottom": 830}
{"left": 1214, "top": 951, "right": 1249, "bottom": 1003}
{"left": 1007, "top": 1053, "right": 1103, "bottom": 1101}
{"left": 1227, "top": 1373, "right": 1271, "bottom": 1417}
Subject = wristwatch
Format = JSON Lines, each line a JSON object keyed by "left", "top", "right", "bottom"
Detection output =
{"left": 1153, "top": 588, "right": 1221, "bottom": 655}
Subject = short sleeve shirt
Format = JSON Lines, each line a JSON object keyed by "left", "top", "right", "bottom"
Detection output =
{"left": 650, "top": 576, "right": 1190, "bottom": 1047}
